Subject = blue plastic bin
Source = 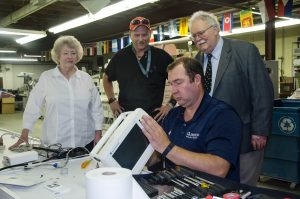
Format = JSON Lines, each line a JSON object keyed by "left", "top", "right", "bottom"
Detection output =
{"left": 261, "top": 99, "right": 300, "bottom": 184}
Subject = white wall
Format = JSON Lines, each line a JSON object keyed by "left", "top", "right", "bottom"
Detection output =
{"left": 0, "top": 64, "right": 54, "bottom": 90}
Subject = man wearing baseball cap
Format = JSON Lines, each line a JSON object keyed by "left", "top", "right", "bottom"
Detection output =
{"left": 103, "top": 16, "right": 175, "bottom": 120}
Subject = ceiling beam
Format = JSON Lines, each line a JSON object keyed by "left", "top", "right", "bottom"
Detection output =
{"left": 0, "top": 0, "right": 58, "bottom": 27}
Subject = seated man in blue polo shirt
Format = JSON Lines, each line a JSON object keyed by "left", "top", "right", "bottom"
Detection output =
{"left": 140, "top": 57, "right": 242, "bottom": 182}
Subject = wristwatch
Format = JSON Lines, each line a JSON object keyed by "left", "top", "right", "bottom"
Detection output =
{"left": 108, "top": 97, "right": 116, "bottom": 104}
{"left": 161, "top": 142, "right": 175, "bottom": 158}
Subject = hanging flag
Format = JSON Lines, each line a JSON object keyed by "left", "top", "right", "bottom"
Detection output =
{"left": 258, "top": 0, "right": 275, "bottom": 23}
{"left": 168, "top": 19, "right": 178, "bottom": 38}
{"left": 157, "top": 24, "right": 165, "bottom": 41}
{"left": 122, "top": 36, "right": 130, "bottom": 47}
{"left": 103, "top": 41, "right": 107, "bottom": 54}
{"left": 278, "top": 0, "right": 293, "bottom": 17}
{"left": 89, "top": 47, "right": 93, "bottom": 56}
{"left": 119, "top": 37, "right": 124, "bottom": 49}
{"left": 112, "top": 39, "right": 118, "bottom": 52}
{"left": 97, "top": 42, "right": 103, "bottom": 55}
{"left": 107, "top": 40, "right": 111, "bottom": 53}
{"left": 84, "top": 47, "right": 88, "bottom": 56}
{"left": 117, "top": 38, "right": 121, "bottom": 50}
{"left": 179, "top": 17, "right": 189, "bottom": 36}
{"left": 149, "top": 32, "right": 155, "bottom": 43}
{"left": 222, "top": 12, "right": 233, "bottom": 32}
{"left": 240, "top": 10, "right": 254, "bottom": 28}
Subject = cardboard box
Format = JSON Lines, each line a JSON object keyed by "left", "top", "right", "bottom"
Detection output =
{"left": 2, "top": 97, "right": 15, "bottom": 103}
{"left": 1, "top": 97, "right": 15, "bottom": 114}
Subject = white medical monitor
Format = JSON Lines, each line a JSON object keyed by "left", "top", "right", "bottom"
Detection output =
{"left": 90, "top": 108, "right": 154, "bottom": 174}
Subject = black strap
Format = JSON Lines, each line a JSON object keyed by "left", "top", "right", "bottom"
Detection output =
{"left": 161, "top": 142, "right": 175, "bottom": 158}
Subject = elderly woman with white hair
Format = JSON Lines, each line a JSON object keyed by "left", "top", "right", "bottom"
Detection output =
{"left": 10, "top": 36, "right": 103, "bottom": 151}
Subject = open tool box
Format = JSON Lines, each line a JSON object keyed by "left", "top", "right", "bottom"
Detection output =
{"left": 134, "top": 166, "right": 247, "bottom": 199}
{"left": 134, "top": 166, "right": 300, "bottom": 199}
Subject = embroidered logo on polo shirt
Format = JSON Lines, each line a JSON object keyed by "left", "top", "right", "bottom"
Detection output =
{"left": 186, "top": 132, "right": 199, "bottom": 139}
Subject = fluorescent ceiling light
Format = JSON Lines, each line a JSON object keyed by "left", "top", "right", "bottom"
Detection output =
{"left": 0, "top": 50, "right": 16, "bottom": 53}
{"left": 24, "top": 54, "right": 45, "bottom": 58}
{"left": 275, "top": 18, "right": 300, "bottom": 27}
{"left": 0, "top": 27, "right": 47, "bottom": 45}
{"left": 0, "top": 58, "right": 38, "bottom": 62}
{"left": 252, "top": 11, "right": 261, "bottom": 15}
{"left": 49, "top": 0, "right": 159, "bottom": 34}
{"left": 16, "top": 34, "right": 47, "bottom": 45}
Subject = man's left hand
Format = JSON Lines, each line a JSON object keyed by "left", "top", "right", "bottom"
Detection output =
{"left": 251, "top": 135, "right": 267, "bottom": 150}
{"left": 140, "top": 115, "right": 170, "bottom": 153}
{"left": 153, "top": 104, "right": 172, "bottom": 122}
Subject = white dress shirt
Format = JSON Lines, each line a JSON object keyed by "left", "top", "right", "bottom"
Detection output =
{"left": 203, "top": 37, "right": 223, "bottom": 96}
{"left": 23, "top": 66, "right": 103, "bottom": 148}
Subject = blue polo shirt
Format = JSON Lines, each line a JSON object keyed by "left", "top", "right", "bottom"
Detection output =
{"left": 162, "top": 93, "right": 242, "bottom": 182}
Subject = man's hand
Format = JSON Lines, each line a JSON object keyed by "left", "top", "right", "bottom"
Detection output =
{"left": 251, "top": 135, "right": 267, "bottom": 150}
{"left": 109, "top": 100, "right": 124, "bottom": 118}
{"left": 140, "top": 115, "right": 170, "bottom": 153}
{"left": 153, "top": 104, "right": 172, "bottom": 122}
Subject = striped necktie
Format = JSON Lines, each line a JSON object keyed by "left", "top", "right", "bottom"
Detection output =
{"left": 204, "top": 53, "right": 212, "bottom": 93}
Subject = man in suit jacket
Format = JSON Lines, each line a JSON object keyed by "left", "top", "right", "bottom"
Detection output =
{"left": 190, "top": 10, "right": 274, "bottom": 186}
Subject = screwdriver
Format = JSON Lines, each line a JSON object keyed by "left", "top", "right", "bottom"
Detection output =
{"left": 81, "top": 159, "right": 92, "bottom": 169}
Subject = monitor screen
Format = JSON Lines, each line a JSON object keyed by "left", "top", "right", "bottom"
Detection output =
{"left": 112, "top": 124, "right": 150, "bottom": 169}
{"left": 90, "top": 108, "right": 154, "bottom": 174}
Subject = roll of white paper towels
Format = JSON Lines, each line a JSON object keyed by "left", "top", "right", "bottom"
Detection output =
{"left": 86, "top": 167, "right": 133, "bottom": 199}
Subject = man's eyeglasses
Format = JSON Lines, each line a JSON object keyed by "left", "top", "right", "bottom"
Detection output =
{"left": 190, "top": 25, "right": 213, "bottom": 40}
{"left": 130, "top": 18, "right": 150, "bottom": 25}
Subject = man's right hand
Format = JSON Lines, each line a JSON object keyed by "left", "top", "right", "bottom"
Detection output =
{"left": 9, "top": 129, "right": 29, "bottom": 150}
{"left": 109, "top": 100, "right": 124, "bottom": 117}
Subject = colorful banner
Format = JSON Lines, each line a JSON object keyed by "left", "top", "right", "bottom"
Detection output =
{"left": 258, "top": 0, "right": 275, "bottom": 23}
{"left": 96, "top": 42, "right": 103, "bottom": 55}
{"left": 84, "top": 47, "right": 88, "bottom": 56}
{"left": 103, "top": 41, "right": 107, "bottom": 54}
{"left": 107, "top": 40, "right": 111, "bottom": 53}
{"left": 112, "top": 39, "right": 118, "bottom": 52}
{"left": 149, "top": 32, "right": 155, "bottom": 43}
{"left": 222, "top": 12, "right": 233, "bottom": 32}
{"left": 117, "top": 38, "right": 121, "bottom": 50}
{"left": 240, "top": 10, "right": 254, "bottom": 28}
{"left": 157, "top": 25, "right": 165, "bottom": 41}
{"left": 168, "top": 19, "right": 178, "bottom": 38}
{"left": 119, "top": 37, "right": 124, "bottom": 49}
{"left": 278, "top": 0, "right": 293, "bottom": 17}
{"left": 179, "top": 17, "right": 189, "bottom": 36}
{"left": 89, "top": 47, "right": 95, "bottom": 56}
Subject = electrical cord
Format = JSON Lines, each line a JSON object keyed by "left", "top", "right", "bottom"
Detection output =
{"left": 52, "top": 147, "right": 90, "bottom": 168}
{"left": 0, "top": 146, "right": 90, "bottom": 172}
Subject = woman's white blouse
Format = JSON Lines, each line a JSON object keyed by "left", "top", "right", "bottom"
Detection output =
{"left": 23, "top": 67, "right": 103, "bottom": 148}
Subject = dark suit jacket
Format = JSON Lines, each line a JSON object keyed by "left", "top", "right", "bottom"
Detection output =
{"left": 196, "top": 38, "right": 274, "bottom": 153}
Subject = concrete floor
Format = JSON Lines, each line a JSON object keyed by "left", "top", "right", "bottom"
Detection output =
{"left": 0, "top": 111, "right": 42, "bottom": 138}
{"left": 0, "top": 111, "right": 299, "bottom": 196}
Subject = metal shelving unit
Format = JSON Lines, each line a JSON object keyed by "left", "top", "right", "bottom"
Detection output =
{"left": 292, "top": 41, "right": 300, "bottom": 88}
